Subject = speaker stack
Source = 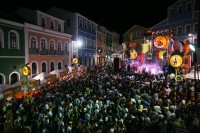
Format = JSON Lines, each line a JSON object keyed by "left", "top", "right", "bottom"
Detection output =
{"left": 114, "top": 58, "right": 121, "bottom": 72}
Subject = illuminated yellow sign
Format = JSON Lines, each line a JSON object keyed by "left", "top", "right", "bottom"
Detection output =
{"left": 73, "top": 58, "right": 79, "bottom": 64}
{"left": 130, "top": 50, "right": 137, "bottom": 59}
{"left": 170, "top": 55, "right": 183, "bottom": 68}
{"left": 22, "top": 65, "right": 31, "bottom": 76}
{"left": 175, "top": 75, "right": 183, "bottom": 82}
{"left": 154, "top": 35, "right": 168, "bottom": 49}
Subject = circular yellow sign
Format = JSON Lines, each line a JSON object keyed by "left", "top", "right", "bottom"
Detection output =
{"left": 175, "top": 75, "right": 182, "bottom": 82}
{"left": 170, "top": 55, "right": 183, "bottom": 68}
{"left": 22, "top": 65, "right": 31, "bottom": 76}
{"left": 73, "top": 58, "right": 78, "bottom": 64}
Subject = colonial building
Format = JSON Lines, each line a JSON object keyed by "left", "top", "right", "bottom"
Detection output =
{"left": 46, "top": 7, "right": 97, "bottom": 67}
{"left": 0, "top": 13, "right": 25, "bottom": 85}
{"left": 112, "top": 32, "right": 120, "bottom": 55}
{"left": 15, "top": 8, "right": 72, "bottom": 78}
{"left": 151, "top": 0, "right": 199, "bottom": 56}
{"left": 97, "top": 25, "right": 106, "bottom": 65}
{"left": 122, "top": 25, "right": 148, "bottom": 61}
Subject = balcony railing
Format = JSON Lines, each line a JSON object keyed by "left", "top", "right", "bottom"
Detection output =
{"left": 56, "top": 50, "right": 64, "bottom": 55}
{"left": 64, "top": 51, "right": 69, "bottom": 55}
{"left": 40, "top": 49, "right": 48, "bottom": 55}
{"left": 29, "top": 48, "right": 39, "bottom": 54}
{"left": 29, "top": 49, "right": 68, "bottom": 56}
{"left": 48, "top": 50, "right": 56, "bottom": 55}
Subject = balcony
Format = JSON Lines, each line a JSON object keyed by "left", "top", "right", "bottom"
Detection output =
{"left": 56, "top": 50, "right": 64, "bottom": 55}
{"left": 29, "top": 48, "right": 39, "bottom": 54}
{"left": 48, "top": 50, "right": 56, "bottom": 55}
{"left": 64, "top": 51, "right": 69, "bottom": 55}
{"left": 40, "top": 49, "right": 48, "bottom": 55}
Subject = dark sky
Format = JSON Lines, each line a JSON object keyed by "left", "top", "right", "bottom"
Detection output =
{"left": 3, "top": 0, "right": 178, "bottom": 35}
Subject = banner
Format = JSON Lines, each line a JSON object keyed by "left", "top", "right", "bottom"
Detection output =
{"left": 181, "top": 55, "right": 191, "bottom": 72}
{"left": 153, "top": 35, "right": 169, "bottom": 49}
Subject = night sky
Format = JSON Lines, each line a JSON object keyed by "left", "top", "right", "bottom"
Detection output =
{"left": 3, "top": 0, "right": 178, "bottom": 35}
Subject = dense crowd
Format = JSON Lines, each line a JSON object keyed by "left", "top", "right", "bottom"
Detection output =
{"left": 0, "top": 64, "right": 200, "bottom": 133}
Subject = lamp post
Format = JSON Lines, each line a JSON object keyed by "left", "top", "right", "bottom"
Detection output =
{"left": 72, "top": 40, "right": 82, "bottom": 66}
{"left": 189, "top": 44, "right": 198, "bottom": 102}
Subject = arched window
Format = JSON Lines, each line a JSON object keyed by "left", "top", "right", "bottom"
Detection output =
{"left": 50, "top": 62, "right": 55, "bottom": 71}
{"left": 50, "top": 40, "right": 54, "bottom": 50}
{"left": 30, "top": 37, "right": 37, "bottom": 49}
{"left": 10, "top": 73, "right": 18, "bottom": 85}
{"left": 58, "top": 62, "right": 62, "bottom": 70}
{"left": 64, "top": 42, "right": 68, "bottom": 51}
{"left": 186, "top": 2, "right": 191, "bottom": 11}
{"left": 0, "top": 75, "right": 3, "bottom": 84}
{"left": 41, "top": 39, "right": 46, "bottom": 50}
{"left": 42, "top": 62, "right": 46, "bottom": 72}
{"left": 9, "top": 31, "right": 19, "bottom": 49}
{"left": 0, "top": 29, "right": 4, "bottom": 48}
{"left": 32, "top": 62, "right": 37, "bottom": 76}
{"left": 41, "top": 17, "right": 46, "bottom": 27}
{"left": 50, "top": 20, "right": 54, "bottom": 29}
{"left": 58, "top": 23, "right": 61, "bottom": 31}
{"left": 57, "top": 42, "right": 62, "bottom": 51}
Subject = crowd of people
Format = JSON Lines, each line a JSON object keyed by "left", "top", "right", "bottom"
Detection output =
{"left": 0, "top": 64, "right": 200, "bottom": 133}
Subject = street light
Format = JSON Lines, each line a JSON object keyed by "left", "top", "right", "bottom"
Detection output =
{"left": 72, "top": 40, "right": 82, "bottom": 59}
{"left": 189, "top": 44, "right": 198, "bottom": 102}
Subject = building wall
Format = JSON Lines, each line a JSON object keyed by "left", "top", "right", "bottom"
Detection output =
{"left": 0, "top": 18, "right": 25, "bottom": 84}
{"left": 151, "top": 0, "right": 199, "bottom": 57}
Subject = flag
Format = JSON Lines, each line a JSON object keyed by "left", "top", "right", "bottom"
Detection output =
{"left": 141, "top": 43, "right": 150, "bottom": 53}
{"left": 159, "top": 50, "right": 167, "bottom": 59}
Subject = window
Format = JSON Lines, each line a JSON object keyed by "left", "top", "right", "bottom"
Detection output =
{"left": 177, "top": 26, "right": 182, "bottom": 34}
{"left": 10, "top": 73, "right": 18, "bottom": 85}
{"left": 194, "top": 23, "right": 198, "bottom": 32}
{"left": 194, "top": 38, "right": 197, "bottom": 44}
{"left": 50, "top": 62, "right": 55, "bottom": 71}
{"left": 140, "top": 30, "right": 144, "bottom": 36}
{"left": 93, "top": 25, "right": 96, "bottom": 31}
{"left": 93, "top": 40, "right": 95, "bottom": 48}
{"left": 136, "top": 31, "right": 140, "bottom": 37}
{"left": 170, "top": 8, "right": 175, "bottom": 15}
{"left": 89, "top": 23, "right": 92, "bottom": 31}
{"left": 58, "top": 62, "right": 62, "bottom": 70}
{"left": 58, "top": 23, "right": 61, "bottom": 31}
{"left": 88, "top": 39, "right": 91, "bottom": 48}
{"left": 41, "top": 39, "right": 46, "bottom": 50}
{"left": 57, "top": 42, "right": 62, "bottom": 51}
{"left": 9, "top": 31, "right": 18, "bottom": 49}
{"left": 42, "top": 62, "right": 46, "bottom": 72}
{"left": 50, "top": 40, "right": 54, "bottom": 50}
{"left": 64, "top": 42, "right": 68, "bottom": 51}
{"left": 0, "top": 29, "right": 3, "bottom": 48}
{"left": 84, "top": 38, "right": 87, "bottom": 47}
{"left": 177, "top": 5, "right": 183, "bottom": 13}
{"left": 79, "top": 19, "right": 83, "bottom": 27}
{"left": 30, "top": 37, "right": 37, "bottom": 49}
{"left": 0, "top": 75, "right": 3, "bottom": 84}
{"left": 84, "top": 21, "right": 88, "bottom": 29}
{"left": 186, "top": 2, "right": 192, "bottom": 11}
{"left": 50, "top": 20, "right": 54, "bottom": 29}
{"left": 32, "top": 62, "right": 37, "bottom": 75}
{"left": 41, "top": 17, "right": 46, "bottom": 27}
{"left": 185, "top": 25, "right": 191, "bottom": 33}
{"left": 67, "top": 19, "right": 70, "bottom": 26}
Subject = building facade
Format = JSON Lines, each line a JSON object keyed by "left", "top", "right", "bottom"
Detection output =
{"left": 15, "top": 8, "right": 72, "bottom": 78}
{"left": 122, "top": 25, "right": 148, "bottom": 61}
{"left": 97, "top": 25, "right": 106, "bottom": 65}
{"left": 47, "top": 8, "right": 97, "bottom": 68}
{"left": 0, "top": 18, "right": 25, "bottom": 84}
{"left": 151, "top": 0, "right": 199, "bottom": 56}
